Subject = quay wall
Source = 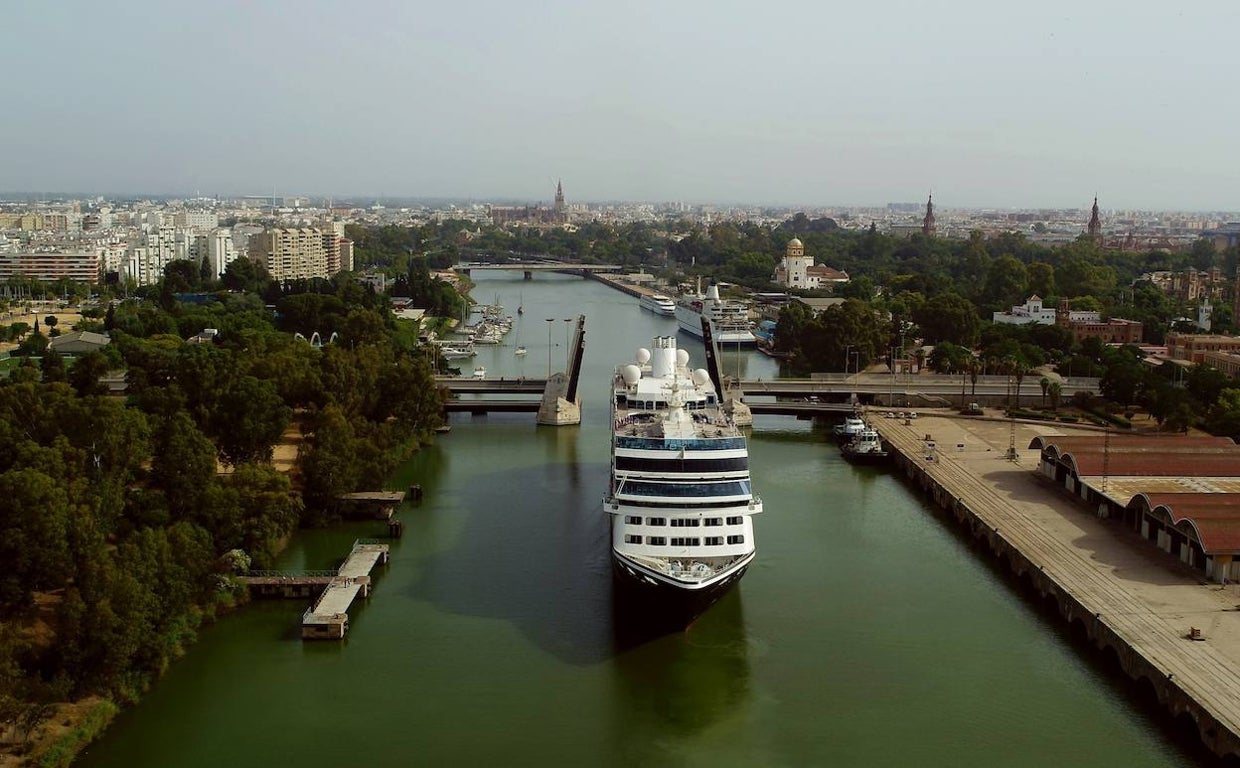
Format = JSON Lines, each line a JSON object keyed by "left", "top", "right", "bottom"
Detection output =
{"left": 878, "top": 423, "right": 1240, "bottom": 761}
{"left": 583, "top": 271, "right": 649, "bottom": 299}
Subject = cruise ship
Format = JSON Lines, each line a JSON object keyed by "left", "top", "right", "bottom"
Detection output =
{"left": 674, "top": 281, "right": 757, "bottom": 345}
{"left": 639, "top": 293, "right": 676, "bottom": 316}
{"left": 606, "top": 335, "right": 762, "bottom": 625}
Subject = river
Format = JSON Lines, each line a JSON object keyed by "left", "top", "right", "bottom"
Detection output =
{"left": 78, "top": 273, "right": 1198, "bottom": 767}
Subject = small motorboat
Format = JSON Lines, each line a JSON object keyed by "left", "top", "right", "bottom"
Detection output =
{"left": 472, "top": 366, "right": 486, "bottom": 379}
{"left": 514, "top": 345, "right": 527, "bottom": 356}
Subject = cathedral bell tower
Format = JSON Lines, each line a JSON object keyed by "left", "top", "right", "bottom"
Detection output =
{"left": 922, "top": 194, "right": 936, "bottom": 237}
{"left": 1087, "top": 195, "right": 1102, "bottom": 242}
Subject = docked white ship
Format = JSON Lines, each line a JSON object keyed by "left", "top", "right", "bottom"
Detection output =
{"left": 639, "top": 293, "right": 676, "bottom": 316}
{"left": 674, "top": 281, "right": 757, "bottom": 345}
{"left": 606, "top": 335, "right": 762, "bottom": 625}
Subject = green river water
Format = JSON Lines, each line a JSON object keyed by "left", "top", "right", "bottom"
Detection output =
{"left": 78, "top": 273, "right": 1198, "bottom": 767}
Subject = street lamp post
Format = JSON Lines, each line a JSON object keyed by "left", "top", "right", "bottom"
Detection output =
{"left": 844, "top": 344, "right": 853, "bottom": 377}
{"left": 545, "top": 318, "right": 554, "bottom": 377}
{"left": 564, "top": 319, "right": 573, "bottom": 370}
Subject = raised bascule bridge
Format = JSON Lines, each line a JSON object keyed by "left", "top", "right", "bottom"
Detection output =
{"left": 436, "top": 314, "right": 585, "bottom": 425}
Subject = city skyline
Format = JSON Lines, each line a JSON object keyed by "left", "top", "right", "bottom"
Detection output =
{"left": 6, "top": 0, "right": 1239, "bottom": 210}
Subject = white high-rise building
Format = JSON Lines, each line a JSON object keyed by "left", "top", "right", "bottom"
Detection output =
{"left": 205, "top": 228, "right": 237, "bottom": 278}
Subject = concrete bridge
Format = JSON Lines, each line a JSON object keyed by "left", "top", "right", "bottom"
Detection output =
{"left": 734, "top": 374, "right": 1100, "bottom": 408}
{"left": 437, "top": 373, "right": 1101, "bottom": 411}
{"left": 454, "top": 262, "right": 624, "bottom": 280}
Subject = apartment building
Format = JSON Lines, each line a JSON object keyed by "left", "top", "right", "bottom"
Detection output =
{"left": 248, "top": 227, "right": 328, "bottom": 281}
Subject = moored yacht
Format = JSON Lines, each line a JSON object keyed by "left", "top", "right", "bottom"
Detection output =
{"left": 640, "top": 293, "right": 676, "bottom": 316}
{"left": 606, "top": 335, "right": 762, "bottom": 627}
{"left": 833, "top": 414, "right": 865, "bottom": 442}
{"left": 674, "top": 280, "right": 756, "bottom": 345}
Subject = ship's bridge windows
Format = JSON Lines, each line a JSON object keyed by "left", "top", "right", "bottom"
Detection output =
{"left": 646, "top": 517, "right": 666, "bottom": 526}
{"left": 615, "top": 456, "right": 749, "bottom": 473}
{"left": 704, "top": 518, "right": 723, "bottom": 527}
{"left": 670, "top": 518, "right": 701, "bottom": 527}
{"left": 648, "top": 536, "right": 666, "bottom": 546}
{"left": 620, "top": 480, "right": 752, "bottom": 499}
{"left": 624, "top": 534, "right": 642, "bottom": 544}
{"left": 624, "top": 515, "right": 642, "bottom": 525}
{"left": 727, "top": 535, "right": 745, "bottom": 545}
{"left": 705, "top": 536, "right": 724, "bottom": 546}
{"left": 726, "top": 516, "right": 743, "bottom": 525}
{"left": 617, "top": 436, "right": 747, "bottom": 451}
{"left": 670, "top": 537, "right": 700, "bottom": 547}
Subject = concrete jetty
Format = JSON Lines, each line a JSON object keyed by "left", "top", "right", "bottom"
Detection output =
{"left": 301, "top": 540, "right": 391, "bottom": 639}
{"left": 870, "top": 411, "right": 1240, "bottom": 760}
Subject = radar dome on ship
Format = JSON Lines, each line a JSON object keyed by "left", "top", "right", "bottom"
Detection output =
{"left": 635, "top": 348, "right": 651, "bottom": 364}
{"left": 691, "top": 369, "right": 710, "bottom": 387}
{"left": 676, "top": 349, "right": 690, "bottom": 367}
{"left": 621, "top": 364, "right": 641, "bottom": 385}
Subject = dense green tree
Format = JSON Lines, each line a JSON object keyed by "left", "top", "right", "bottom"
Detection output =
{"left": 149, "top": 411, "right": 217, "bottom": 522}
{"left": 0, "top": 469, "right": 72, "bottom": 613}
{"left": 913, "top": 292, "right": 980, "bottom": 346}
{"left": 982, "top": 254, "right": 1028, "bottom": 309}
{"left": 40, "top": 350, "right": 67, "bottom": 383}
{"left": 1026, "top": 261, "right": 1055, "bottom": 298}
{"left": 211, "top": 375, "right": 290, "bottom": 466}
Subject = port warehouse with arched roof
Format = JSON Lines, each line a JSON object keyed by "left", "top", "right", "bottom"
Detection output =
{"left": 1031, "top": 434, "right": 1240, "bottom": 581}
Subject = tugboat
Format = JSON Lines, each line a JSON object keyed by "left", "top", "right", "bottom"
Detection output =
{"left": 605, "top": 335, "right": 762, "bottom": 628}
{"left": 840, "top": 422, "right": 889, "bottom": 465}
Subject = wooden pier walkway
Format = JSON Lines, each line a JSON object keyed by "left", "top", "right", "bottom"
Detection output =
{"left": 301, "top": 540, "right": 390, "bottom": 639}
{"left": 871, "top": 413, "right": 1240, "bottom": 759}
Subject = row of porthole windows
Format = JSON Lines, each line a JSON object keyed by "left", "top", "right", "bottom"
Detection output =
{"left": 623, "top": 535, "right": 745, "bottom": 546}
{"left": 624, "top": 515, "right": 744, "bottom": 526}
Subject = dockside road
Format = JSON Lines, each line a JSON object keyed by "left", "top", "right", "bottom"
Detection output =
{"left": 871, "top": 411, "right": 1240, "bottom": 758}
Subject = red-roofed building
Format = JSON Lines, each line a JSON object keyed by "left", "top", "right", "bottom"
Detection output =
{"left": 1125, "top": 494, "right": 1240, "bottom": 581}
{"left": 1031, "top": 434, "right": 1240, "bottom": 581}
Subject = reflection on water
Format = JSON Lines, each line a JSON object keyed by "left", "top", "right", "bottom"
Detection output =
{"left": 612, "top": 591, "right": 750, "bottom": 722}
{"left": 404, "top": 436, "right": 615, "bottom": 665}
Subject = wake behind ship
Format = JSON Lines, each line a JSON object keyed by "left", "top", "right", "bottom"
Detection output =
{"left": 606, "top": 335, "right": 762, "bottom": 627}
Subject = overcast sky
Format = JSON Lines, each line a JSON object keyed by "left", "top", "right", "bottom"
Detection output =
{"left": 6, "top": 0, "right": 1237, "bottom": 209}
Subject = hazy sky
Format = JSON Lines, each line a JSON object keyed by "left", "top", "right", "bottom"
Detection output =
{"left": 6, "top": 0, "right": 1238, "bottom": 209}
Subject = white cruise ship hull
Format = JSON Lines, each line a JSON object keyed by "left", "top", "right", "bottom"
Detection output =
{"left": 611, "top": 551, "right": 751, "bottom": 627}
{"left": 640, "top": 294, "right": 676, "bottom": 316}
{"left": 674, "top": 307, "right": 756, "bottom": 345}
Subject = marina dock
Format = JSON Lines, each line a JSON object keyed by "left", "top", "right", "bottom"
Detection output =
{"left": 870, "top": 412, "right": 1240, "bottom": 759}
{"left": 337, "top": 490, "right": 406, "bottom": 520}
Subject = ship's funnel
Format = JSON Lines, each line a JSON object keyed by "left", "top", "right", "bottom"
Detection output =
{"left": 651, "top": 336, "right": 676, "bottom": 379}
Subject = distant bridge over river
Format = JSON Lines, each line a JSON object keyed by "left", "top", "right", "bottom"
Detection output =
{"left": 454, "top": 261, "right": 624, "bottom": 280}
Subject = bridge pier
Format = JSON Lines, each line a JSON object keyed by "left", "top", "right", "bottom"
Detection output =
{"left": 524, "top": 270, "right": 533, "bottom": 280}
{"left": 537, "top": 371, "right": 581, "bottom": 425}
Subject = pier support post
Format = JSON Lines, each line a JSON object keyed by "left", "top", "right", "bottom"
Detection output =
{"left": 524, "top": 270, "right": 533, "bottom": 280}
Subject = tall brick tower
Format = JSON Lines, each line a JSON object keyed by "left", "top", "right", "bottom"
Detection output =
{"left": 922, "top": 194, "right": 936, "bottom": 237}
{"left": 1087, "top": 196, "right": 1102, "bottom": 242}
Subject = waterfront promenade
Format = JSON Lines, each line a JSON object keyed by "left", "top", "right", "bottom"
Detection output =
{"left": 873, "top": 411, "right": 1240, "bottom": 758}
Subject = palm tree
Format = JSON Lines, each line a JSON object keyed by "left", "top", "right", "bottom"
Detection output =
{"left": 1040, "top": 376, "right": 1050, "bottom": 408}
{"left": 1014, "top": 365, "right": 1028, "bottom": 409}
{"left": 1048, "top": 382, "right": 1062, "bottom": 412}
